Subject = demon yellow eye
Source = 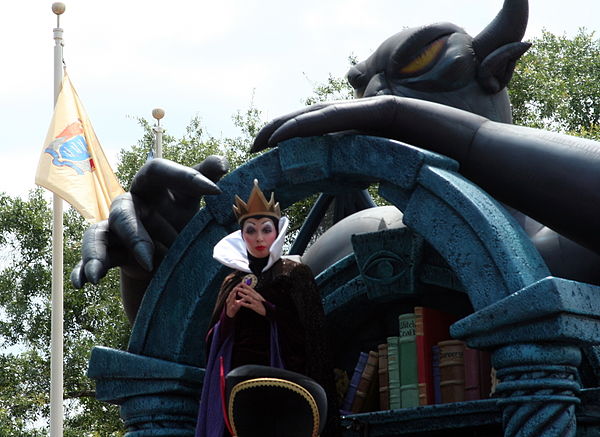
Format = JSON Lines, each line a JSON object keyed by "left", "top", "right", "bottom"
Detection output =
{"left": 399, "top": 38, "right": 446, "bottom": 75}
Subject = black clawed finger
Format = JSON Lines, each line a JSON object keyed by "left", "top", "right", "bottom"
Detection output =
{"left": 70, "top": 260, "right": 87, "bottom": 288}
{"left": 267, "top": 97, "right": 394, "bottom": 145}
{"left": 252, "top": 101, "right": 339, "bottom": 152}
{"left": 74, "top": 220, "right": 116, "bottom": 286}
{"left": 84, "top": 259, "right": 108, "bottom": 284}
{"left": 132, "top": 158, "right": 221, "bottom": 200}
{"left": 193, "top": 155, "right": 230, "bottom": 183}
{"left": 109, "top": 193, "right": 154, "bottom": 272}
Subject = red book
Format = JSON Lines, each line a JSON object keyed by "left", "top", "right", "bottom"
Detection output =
{"left": 415, "top": 307, "right": 458, "bottom": 405}
{"left": 463, "top": 346, "right": 481, "bottom": 401}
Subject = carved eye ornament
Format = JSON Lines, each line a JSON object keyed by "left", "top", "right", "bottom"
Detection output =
{"left": 362, "top": 251, "right": 407, "bottom": 284}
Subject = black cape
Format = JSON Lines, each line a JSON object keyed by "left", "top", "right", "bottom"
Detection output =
{"left": 209, "top": 258, "right": 340, "bottom": 437}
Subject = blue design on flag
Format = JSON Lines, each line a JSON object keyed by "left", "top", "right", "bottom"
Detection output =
{"left": 44, "top": 122, "right": 96, "bottom": 175}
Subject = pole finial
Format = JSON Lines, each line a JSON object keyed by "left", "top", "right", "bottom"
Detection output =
{"left": 152, "top": 107, "right": 165, "bottom": 121}
{"left": 152, "top": 108, "right": 165, "bottom": 125}
{"left": 52, "top": 2, "right": 66, "bottom": 15}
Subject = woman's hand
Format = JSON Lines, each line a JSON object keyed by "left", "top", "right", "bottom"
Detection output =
{"left": 226, "top": 282, "right": 267, "bottom": 317}
{"left": 225, "top": 286, "right": 243, "bottom": 318}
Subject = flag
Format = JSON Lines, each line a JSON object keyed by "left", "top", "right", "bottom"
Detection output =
{"left": 35, "top": 71, "right": 124, "bottom": 222}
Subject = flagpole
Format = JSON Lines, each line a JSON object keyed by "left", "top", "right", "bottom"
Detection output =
{"left": 152, "top": 107, "right": 165, "bottom": 158}
{"left": 51, "top": 3, "right": 65, "bottom": 436}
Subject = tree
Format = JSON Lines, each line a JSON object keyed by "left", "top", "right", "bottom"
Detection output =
{"left": 0, "top": 190, "right": 129, "bottom": 435}
{"left": 509, "top": 29, "right": 600, "bottom": 141}
{"left": 0, "top": 190, "right": 128, "bottom": 435}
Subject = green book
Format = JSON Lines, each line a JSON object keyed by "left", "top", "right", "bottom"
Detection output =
{"left": 386, "top": 336, "right": 401, "bottom": 409}
{"left": 399, "top": 312, "right": 419, "bottom": 408}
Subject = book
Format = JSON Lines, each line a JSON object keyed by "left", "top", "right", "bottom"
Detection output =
{"left": 432, "top": 345, "right": 442, "bottom": 404}
{"left": 387, "top": 336, "right": 401, "bottom": 409}
{"left": 378, "top": 343, "right": 390, "bottom": 410}
{"left": 415, "top": 306, "right": 458, "bottom": 405}
{"left": 463, "top": 346, "right": 481, "bottom": 401}
{"left": 490, "top": 367, "right": 499, "bottom": 397}
{"left": 438, "top": 339, "right": 465, "bottom": 403}
{"left": 351, "top": 350, "right": 379, "bottom": 413}
{"left": 341, "top": 351, "right": 368, "bottom": 413}
{"left": 334, "top": 368, "right": 350, "bottom": 406}
{"left": 478, "top": 350, "right": 492, "bottom": 399}
{"left": 398, "top": 312, "right": 419, "bottom": 408}
{"left": 364, "top": 352, "right": 381, "bottom": 412}
{"left": 464, "top": 347, "right": 493, "bottom": 401}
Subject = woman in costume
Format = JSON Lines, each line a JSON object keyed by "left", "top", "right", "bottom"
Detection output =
{"left": 195, "top": 180, "right": 338, "bottom": 437}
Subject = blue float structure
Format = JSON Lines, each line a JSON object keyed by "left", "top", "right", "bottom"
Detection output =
{"left": 88, "top": 134, "right": 600, "bottom": 436}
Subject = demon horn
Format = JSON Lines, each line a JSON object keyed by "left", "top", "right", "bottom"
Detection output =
{"left": 472, "top": 0, "right": 529, "bottom": 60}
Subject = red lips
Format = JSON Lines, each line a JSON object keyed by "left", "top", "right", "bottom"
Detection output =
{"left": 255, "top": 246, "right": 266, "bottom": 251}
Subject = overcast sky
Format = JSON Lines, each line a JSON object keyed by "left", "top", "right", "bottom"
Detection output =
{"left": 1, "top": 0, "right": 598, "bottom": 197}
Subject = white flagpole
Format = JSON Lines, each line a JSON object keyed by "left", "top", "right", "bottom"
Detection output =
{"left": 152, "top": 107, "right": 165, "bottom": 158}
{"left": 50, "top": 3, "right": 65, "bottom": 436}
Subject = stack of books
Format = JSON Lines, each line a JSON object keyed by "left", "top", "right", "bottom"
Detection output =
{"left": 340, "top": 307, "right": 494, "bottom": 414}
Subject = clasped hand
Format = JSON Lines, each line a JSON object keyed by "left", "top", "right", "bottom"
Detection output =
{"left": 226, "top": 282, "right": 267, "bottom": 317}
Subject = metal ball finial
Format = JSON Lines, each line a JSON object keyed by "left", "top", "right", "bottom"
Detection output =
{"left": 52, "top": 2, "right": 66, "bottom": 15}
{"left": 152, "top": 108, "right": 165, "bottom": 121}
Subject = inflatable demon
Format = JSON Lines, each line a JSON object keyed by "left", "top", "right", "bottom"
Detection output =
{"left": 72, "top": 0, "right": 600, "bottom": 325}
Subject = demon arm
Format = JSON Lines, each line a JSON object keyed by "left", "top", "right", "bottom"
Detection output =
{"left": 252, "top": 95, "right": 600, "bottom": 254}
{"left": 71, "top": 156, "right": 229, "bottom": 323}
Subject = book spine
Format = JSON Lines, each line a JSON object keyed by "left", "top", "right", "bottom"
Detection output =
{"left": 415, "top": 307, "right": 428, "bottom": 406}
{"left": 378, "top": 343, "right": 390, "bottom": 410}
{"left": 351, "top": 350, "right": 379, "bottom": 413}
{"left": 490, "top": 367, "right": 499, "bottom": 397}
{"left": 479, "top": 350, "right": 492, "bottom": 399}
{"left": 399, "top": 312, "right": 419, "bottom": 408}
{"left": 463, "top": 346, "right": 481, "bottom": 401}
{"left": 414, "top": 306, "right": 457, "bottom": 406}
{"left": 432, "top": 345, "right": 442, "bottom": 404}
{"left": 387, "top": 336, "right": 401, "bottom": 409}
{"left": 439, "top": 340, "right": 465, "bottom": 403}
{"left": 341, "top": 351, "right": 368, "bottom": 412}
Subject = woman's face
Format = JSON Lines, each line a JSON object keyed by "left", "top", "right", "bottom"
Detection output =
{"left": 242, "top": 217, "right": 277, "bottom": 258}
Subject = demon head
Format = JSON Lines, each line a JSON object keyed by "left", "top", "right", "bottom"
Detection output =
{"left": 346, "top": 0, "right": 530, "bottom": 123}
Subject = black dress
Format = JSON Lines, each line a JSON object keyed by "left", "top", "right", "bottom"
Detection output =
{"left": 208, "top": 258, "right": 340, "bottom": 437}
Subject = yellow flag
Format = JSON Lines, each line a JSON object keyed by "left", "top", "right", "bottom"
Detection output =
{"left": 35, "top": 72, "right": 124, "bottom": 223}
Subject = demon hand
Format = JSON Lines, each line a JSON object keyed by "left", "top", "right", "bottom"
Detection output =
{"left": 71, "top": 156, "right": 229, "bottom": 323}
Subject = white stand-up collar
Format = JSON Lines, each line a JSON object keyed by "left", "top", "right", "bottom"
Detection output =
{"left": 213, "top": 216, "right": 289, "bottom": 273}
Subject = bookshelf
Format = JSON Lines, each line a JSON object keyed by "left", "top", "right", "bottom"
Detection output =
{"left": 337, "top": 308, "right": 494, "bottom": 416}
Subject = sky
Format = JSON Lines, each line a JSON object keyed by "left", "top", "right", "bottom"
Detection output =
{"left": 1, "top": 0, "right": 599, "bottom": 198}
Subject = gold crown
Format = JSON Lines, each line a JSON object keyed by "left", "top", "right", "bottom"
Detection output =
{"left": 233, "top": 179, "right": 281, "bottom": 223}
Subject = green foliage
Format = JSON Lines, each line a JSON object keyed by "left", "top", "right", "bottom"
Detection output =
{"left": 509, "top": 29, "right": 600, "bottom": 139}
{"left": 303, "top": 73, "right": 355, "bottom": 106}
{"left": 0, "top": 190, "right": 128, "bottom": 434}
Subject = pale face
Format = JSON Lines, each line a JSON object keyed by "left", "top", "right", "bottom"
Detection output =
{"left": 242, "top": 217, "right": 277, "bottom": 259}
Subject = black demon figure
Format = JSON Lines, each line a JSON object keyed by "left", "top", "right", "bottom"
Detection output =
{"left": 73, "top": 0, "right": 600, "bottom": 324}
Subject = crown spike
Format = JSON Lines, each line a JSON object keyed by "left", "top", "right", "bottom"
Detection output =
{"left": 233, "top": 179, "right": 281, "bottom": 223}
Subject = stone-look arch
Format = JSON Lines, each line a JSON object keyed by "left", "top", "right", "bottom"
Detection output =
{"left": 88, "top": 135, "right": 600, "bottom": 436}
